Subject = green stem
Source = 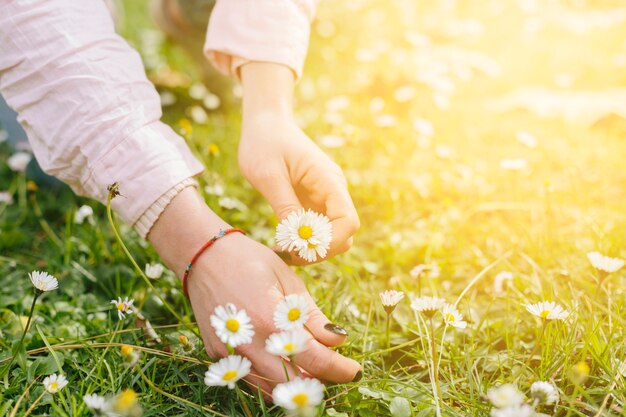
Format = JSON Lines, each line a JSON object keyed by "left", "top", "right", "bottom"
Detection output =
{"left": 105, "top": 193, "right": 200, "bottom": 339}
{"left": 288, "top": 355, "right": 301, "bottom": 377}
{"left": 235, "top": 384, "right": 254, "bottom": 417}
{"left": 2, "top": 292, "right": 39, "bottom": 376}
{"left": 430, "top": 317, "right": 441, "bottom": 404}
{"left": 386, "top": 313, "right": 391, "bottom": 350}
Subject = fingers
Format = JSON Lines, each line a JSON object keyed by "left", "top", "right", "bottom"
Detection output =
{"left": 293, "top": 338, "right": 361, "bottom": 384}
{"left": 249, "top": 169, "right": 304, "bottom": 222}
{"left": 304, "top": 293, "right": 348, "bottom": 347}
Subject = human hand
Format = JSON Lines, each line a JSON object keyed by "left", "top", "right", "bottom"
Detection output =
{"left": 239, "top": 63, "right": 360, "bottom": 265}
{"left": 148, "top": 188, "right": 361, "bottom": 396}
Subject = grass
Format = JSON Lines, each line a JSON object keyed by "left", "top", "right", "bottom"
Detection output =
{"left": 2, "top": 0, "right": 626, "bottom": 415}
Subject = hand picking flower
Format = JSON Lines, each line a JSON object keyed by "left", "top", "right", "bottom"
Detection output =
{"left": 274, "top": 294, "right": 310, "bottom": 331}
{"left": 204, "top": 355, "right": 252, "bottom": 389}
{"left": 276, "top": 209, "right": 332, "bottom": 262}
{"left": 210, "top": 303, "right": 255, "bottom": 348}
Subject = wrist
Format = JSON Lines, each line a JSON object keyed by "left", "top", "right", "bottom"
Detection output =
{"left": 240, "top": 62, "right": 295, "bottom": 119}
{"left": 147, "top": 187, "right": 230, "bottom": 277}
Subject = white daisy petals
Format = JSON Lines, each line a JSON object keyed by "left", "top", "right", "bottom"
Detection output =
{"left": 442, "top": 303, "right": 467, "bottom": 329}
{"left": 110, "top": 297, "right": 135, "bottom": 321}
{"left": 525, "top": 301, "right": 569, "bottom": 321}
{"left": 43, "top": 373, "right": 68, "bottom": 394}
{"left": 587, "top": 251, "right": 625, "bottom": 274}
{"left": 266, "top": 330, "right": 312, "bottom": 357}
{"left": 272, "top": 377, "right": 325, "bottom": 411}
{"left": 204, "top": 355, "right": 251, "bottom": 389}
{"left": 29, "top": 271, "right": 58, "bottom": 292}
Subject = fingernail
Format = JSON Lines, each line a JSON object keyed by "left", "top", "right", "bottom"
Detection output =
{"left": 352, "top": 370, "right": 363, "bottom": 382}
{"left": 324, "top": 323, "right": 348, "bottom": 336}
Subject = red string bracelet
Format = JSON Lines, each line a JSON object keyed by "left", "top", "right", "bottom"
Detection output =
{"left": 182, "top": 228, "right": 246, "bottom": 298}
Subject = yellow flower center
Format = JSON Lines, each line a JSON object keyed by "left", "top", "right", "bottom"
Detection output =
{"left": 540, "top": 310, "right": 551, "bottom": 319}
{"left": 223, "top": 370, "right": 238, "bottom": 381}
{"left": 116, "top": 303, "right": 125, "bottom": 311}
{"left": 120, "top": 345, "right": 134, "bottom": 356}
{"left": 298, "top": 225, "right": 313, "bottom": 239}
{"left": 292, "top": 393, "right": 309, "bottom": 407}
{"left": 226, "top": 318, "right": 240, "bottom": 332}
{"left": 445, "top": 313, "right": 455, "bottom": 323}
{"left": 115, "top": 389, "right": 137, "bottom": 410}
{"left": 49, "top": 382, "right": 58, "bottom": 391}
{"left": 284, "top": 343, "right": 294, "bottom": 352}
{"left": 288, "top": 308, "right": 301, "bottom": 321}
{"left": 179, "top": 335, "right": 189, "bottom": 345}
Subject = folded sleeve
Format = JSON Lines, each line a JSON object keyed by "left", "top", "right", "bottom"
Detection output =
{"left": 204, "top": 0, "right": 318, "bottom": 80}
{"left": 0, "top": 0, "right": 204, "bottom": 232}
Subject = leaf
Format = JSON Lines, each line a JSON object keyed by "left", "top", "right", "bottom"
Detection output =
{"left": 389, "top": 397, "right": 411, "bottom": 417}
{"left": 29, "top": 355, "right": 62, "bottom": 379}
{"left": 358, "top": 386, "right": 383, "bottom": 399}
{"left": 326, "top": 408, "right": 349, "bottom": 417}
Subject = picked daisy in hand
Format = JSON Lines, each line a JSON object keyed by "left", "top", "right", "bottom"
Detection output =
{"left": 274, "top": 294, "right": 310, "bottom": 331}
{"left": 379, "top": 290, "right": 404, "bottom": 314}
{"left": 410, "top": 296, "right": 445, "bottom": 318}
{"left": 43, "top": 373, "right": 68, "bottom": 394}
{"left": 276, "top": 209, "right": 332, "bottom": 262}
{"left": 266, "top": 330, "right": 312, "bottom": 357}
{"left": 111, "top": 296, "right": 135, "bottom": 320}
{"left": 29, "top": 270, "right": 58, "bottom": 293}
{"left": 442, "top": 304, "right": 467, "bottom": 329}
{"left": 210, "top": 303, "right": 255, "bottom": 348}
{"left": 204, "top": 355, "right": 252, "bottom": 389}
{"left": 272, "top": 377, "right": 325, "bottom": 412}
{"left": 530, "top": 381, "right": 558, "bottom": 405}
{"left": 525, "top": 301, "right": 569, "bottom": 321}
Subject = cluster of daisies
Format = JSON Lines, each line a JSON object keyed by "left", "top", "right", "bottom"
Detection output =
{"left": 276, "top": 209, "right": 333, "bottom": 262}
{"left": 205, "top": 294, "right": 325, "bottom": 413}
{"left": 487, "top": 382, "right": 558, "bottom": 416}
{"left": 379, "top": 290, "right": 467, "bottom": 329}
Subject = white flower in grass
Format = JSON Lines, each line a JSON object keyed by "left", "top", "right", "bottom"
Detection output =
{"left": 530, "top": 381, "right": 558, "bottom": 405}
{"left": 0, "top": 191, "right": 13, "bottom": 204}
{"left": 490, "top": 405, "right": 535, "bottom": 417}
{"left": 487, "top": 384, "right": 525, "bottom": 408}
{"left": 410, "top": 296, "right": 445, "bottom": 318}
{"left": 144, "top": 263, "right": 164, "bottom": 279}
{"left": 74, "top": 205, "right": 94, "bottom": 224}
{"left": 274, "top": 294, "right": 310, "bottom": 331}
{"left": 494, "top": 271, "right": 514, "bottom": 294}
{"left": 83, "top": 393, "right": 106, "bottom": 411}
{"left": 7, "top": 151, "right": 31, "bottom": 172}
{"left": 43, "top": 373, "right": 68, "bottom": 394}
{"left": 525, "top": 301, "right": 569, "bottom": 321}
{"left": 210, "top": 303, "right": 254, "bottom": 347}
{"left": 29, "top": 271, "right": 58, "bottom": 292}
{"left": 111, "top": 297, "right": 135, "bottom": 320}
{"left": 442, "top": 304, "right": 467, "bottom": 329}
{"left": 276, "top": 209, "right": 332, "bottom": 262}
{"left": 266, "top": 330, "right": 312, "bottom": 357}
{"left": 272, "top": 378, "right": 325, "bottom": 411}
{"left": 204, "top": 355, "right": 251, "bottom": 389}
{"left": 587, "top": 251, "right": 625, "bottom": 274}
{"left": 379, "top": 290, "right": 404, "bottom": 313}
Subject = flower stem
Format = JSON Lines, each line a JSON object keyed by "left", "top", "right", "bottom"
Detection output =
{"left": 288, "top": 355, "right": 301, "bottom": 377}
{"left": 385, "top": 313, "right": 391, "bottom": 350}
{"left": 235, "top": 384, "right": 254, "bottom": 417}
{"left": 429, "top": 317, "right": 441, "bottom": 403}
{"left": 2, "top": 292, "right": 39, "bottom": 376}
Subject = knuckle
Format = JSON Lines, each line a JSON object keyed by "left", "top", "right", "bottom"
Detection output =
{"left": 306, "top": 346, "right": 333, "bottom": 373}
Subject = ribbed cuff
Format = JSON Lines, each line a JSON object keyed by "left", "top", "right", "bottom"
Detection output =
{"left": 134, "top": 177, "right": 199, "bottom": 238}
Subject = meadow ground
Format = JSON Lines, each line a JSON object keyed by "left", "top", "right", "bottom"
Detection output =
{"left": 2, "top": 0, "right": 626, "bottom": 416}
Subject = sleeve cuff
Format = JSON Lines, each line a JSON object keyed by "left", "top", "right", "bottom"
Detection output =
{"left": 134, "top": 177, "right": 199, "bottom": 238}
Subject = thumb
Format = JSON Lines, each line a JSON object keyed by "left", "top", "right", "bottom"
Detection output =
{"left": 304, "top": 293, "right": 348, "bottom": 347}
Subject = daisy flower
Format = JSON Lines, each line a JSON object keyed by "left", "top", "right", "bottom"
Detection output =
{"left": 276, "top": 209, "right": 332, "bottom": 262}
{"left": 379, "top": 290, "right": 405, "bottom": 313}
{"left": 29, "top": 270, "right": 58, "bottom": 293}
{"left": 274, "top": 294, "right": 310, "bottom": 331}
{"left": 410, "top": 296, "right": 445, "bottom": 318}
{"left": 493, "top": 271, "right": 513, "bottom": 294}
{"left": 110, "top": 297, "right": 135, "bottom": 320}
{"left": 74, "top": 205, "right": 94, "bottom": 224}
{"left": 204, "top": 355, "right": 252, "bottom": 389}
{"left": 487, "top": 384, "right": 525, "bottom": 408}
{"left": 120, "top": 344, "right": 140, "bottom": 367}
{"left": 587, "top": 251, "right": 625, "bottom": 274}
{"left": 272, "top": 378, "right": 325, "bottom": 411}
{"left": 525, "top": 301, "right": 569, "bottom": 321}
{"left": 210, "top": 304, "right": 254, "bottom": 348}
{"left": 266, "top": 330, "right": 312, "bottom": 357}
{"left": 144, "top": 263, "right": 164, "bottom": 279}
{"left": 43, "top": 373, "right": 68, "bottom": 394}
{"left": 83, "top": 393, "right": 106, "bottom": 412}
{"left": 7, "top": 151, "right": 31, "bottom": 172}
{"left": 530, "top": 381, "right": 558, "bottom": 405}
{"left": 442, "top": 304, "right": 467, "bottom": 329}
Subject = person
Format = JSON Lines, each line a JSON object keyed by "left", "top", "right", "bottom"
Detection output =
{"left": 0, "top": 0, "right": 362, "bottom": 394}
